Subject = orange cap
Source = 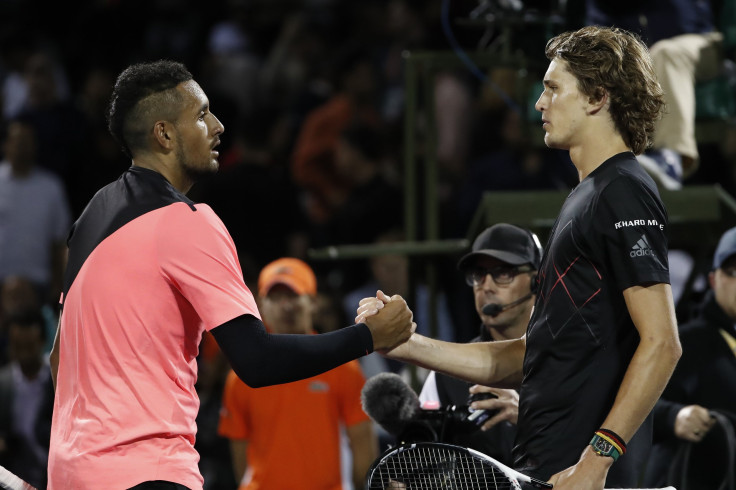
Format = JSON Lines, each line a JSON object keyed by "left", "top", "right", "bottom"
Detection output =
{"left": 258, "top": 258, "right": 317, "bottom": 296}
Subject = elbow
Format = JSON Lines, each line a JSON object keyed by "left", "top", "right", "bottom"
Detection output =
{"left": 246, "top": 378, "right": 270, "bottom": 389}
{"left": 232, "top": 368, "right": 270, "bottom": 389}
{"left": 669, "top": 336, "right": 682, "bottom": 365}
{"left": 666, "top": 340, "right": 682, "bottom": 380}
{"left": 664, "top": 328, "right": 682, "bottom": 363}
{"left": 656, "top": 333, "right": 682, "bottom": 370}
{"left": 641, "top": 331, "right": 681, "bottom": 370}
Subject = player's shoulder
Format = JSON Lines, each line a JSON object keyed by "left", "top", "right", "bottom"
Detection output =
{"left": 154, "top": 202, "right": 233, "bottom": 253}
{"left": 592, "top": 152, "right": 648, "bottom": 185}
{"left": 161, "top": 200, "right": 213, "bottom": 214}
{"left": 161, "top": 201, "right": 222, "bottom": 226}
{"left": 594, "top": 154, "right": 662, "bottom": 203}
{"left": 608, "top": 154, "right": 658, "bottom": 189}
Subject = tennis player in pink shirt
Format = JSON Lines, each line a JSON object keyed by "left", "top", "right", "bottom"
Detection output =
{"left": 48, "top": 60, "right": 415, "bottom": 490}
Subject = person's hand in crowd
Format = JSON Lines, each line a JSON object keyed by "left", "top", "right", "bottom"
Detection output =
{"left": 356, "top": 290, "right": 415, "bottom": 352}
{"left": 468, "top": 385, "right": 520, "bottom": 430}
{"left": 674, "top": 404, "right": 716, "bottom": 442}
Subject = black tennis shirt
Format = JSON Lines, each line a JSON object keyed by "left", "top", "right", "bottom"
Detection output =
{"left": 514, "top": 152, "right": 670, "bottom": 486}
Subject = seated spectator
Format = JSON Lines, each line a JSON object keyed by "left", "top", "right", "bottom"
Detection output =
{"left": 644, "top": 226, "right": 736, "bottom": 488}
{"left": 290, "top": 44, "right": 382, "bottom": 226}
{"left": 14, "top": 51, "right": 88, "bottom": 213}
{"left": 419, "top": 223, "right": 542, "bottom": 465}
{"left": 0, "top": 309, "right": 54, "bottom": 489}
{"left": 0, "top": 116, "right": 71, "bottom": 307}
{"left": 0, "top": 276, "right": 58, "bottom": 360}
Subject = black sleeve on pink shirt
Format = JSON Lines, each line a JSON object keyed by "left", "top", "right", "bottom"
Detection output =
{"left": 210, "top": 314, "right": 374, "bottom": 387}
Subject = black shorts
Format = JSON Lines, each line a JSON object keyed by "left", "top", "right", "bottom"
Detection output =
{"left": 128, "top": 482, "right": 190, "bottom": 490}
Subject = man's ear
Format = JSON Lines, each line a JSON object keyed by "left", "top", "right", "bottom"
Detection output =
{"left": 587, "top": 86, "right": 608, "bottom": 115}
{"left": 152, "top": 120, "right": 174, "bottom": 150}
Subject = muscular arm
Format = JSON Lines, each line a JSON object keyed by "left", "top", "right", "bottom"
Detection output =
{"left": 211, "top": 314, "right": 373, "bottom": 388}
{"left": 383, "top": 334, "right": 527, "bottom": 389}
{"left": 602, "top": 283, "right": 681, "bottom": 441}
{"left": 346, "top": 420, "right": 378, "bottom": 489}
{"left": 549, "top": 283, "right": 681, "bottom": 488}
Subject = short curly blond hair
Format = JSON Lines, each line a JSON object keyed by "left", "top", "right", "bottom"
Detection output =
{"left": 545, "top": 26, "right": 665, "bottom": 155}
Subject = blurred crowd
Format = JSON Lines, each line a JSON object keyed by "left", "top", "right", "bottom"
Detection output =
{"left": 1, "top": 0, "right": 735, "bottom": 488}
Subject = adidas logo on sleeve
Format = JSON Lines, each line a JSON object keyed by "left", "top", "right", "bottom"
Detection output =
{"left": 630, "top": 235, "right": 655, "bottom": 258}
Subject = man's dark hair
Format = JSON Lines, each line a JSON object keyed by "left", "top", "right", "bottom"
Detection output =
{"left": 4, "top": 308, "right": 47, "bottom": 342}
{"left": 106, "top": 60, "right": 193, "bottom": 159}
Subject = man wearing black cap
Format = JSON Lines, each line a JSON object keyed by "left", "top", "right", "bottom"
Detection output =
{"left": 418, "top": 224, "right": 542, "bottom": 465}
{"left": 643, "top": 226, "right": 736, "bottom": 488}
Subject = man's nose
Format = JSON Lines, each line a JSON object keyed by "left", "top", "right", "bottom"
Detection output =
{"left": 534, "top": 93, "right": 545, "bottom": 112}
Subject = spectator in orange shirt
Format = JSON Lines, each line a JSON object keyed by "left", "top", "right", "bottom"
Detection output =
{"left": 218, "top": 258, "right": 378, "bottom": 490}
{"left": 290, "top": 44, "right": 381, "bottom": 225}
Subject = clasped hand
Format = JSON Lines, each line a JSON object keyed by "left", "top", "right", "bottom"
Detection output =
{"left": 355, "top": 290, "right": 416, "bottom": 352}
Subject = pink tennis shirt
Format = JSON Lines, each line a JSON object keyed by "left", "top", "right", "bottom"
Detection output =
{"left": 48, "top": 167, "right": 260, "bottom": 490}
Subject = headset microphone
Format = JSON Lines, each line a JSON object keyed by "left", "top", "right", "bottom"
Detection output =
{"left": 482, "top": 292, "right": 534, "bottom": 317}
{"left": 482, "top": 274, "right": 539, "bottom": 317}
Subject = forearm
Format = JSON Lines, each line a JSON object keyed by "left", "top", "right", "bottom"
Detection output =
{"left": 599, "top": 334, "right": 681, "bottom": 441}
{"left": 555, "top": 336, "right": 680, "bottom": 486}
{"left": 551, "top": 284, "right": 681, "bottom": 488}
{"left": 212, "top": 314, "right": 373, "bottom": 388}
{"left": 601, "top": 283, "right": 681, "bottom": 442}
{"left": 387, "top": 334, "right": 526, "bottom": 388}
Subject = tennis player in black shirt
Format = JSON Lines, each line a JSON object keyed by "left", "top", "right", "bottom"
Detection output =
{"left": 358, "top": 26, "right": 681, "bottom": 489}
